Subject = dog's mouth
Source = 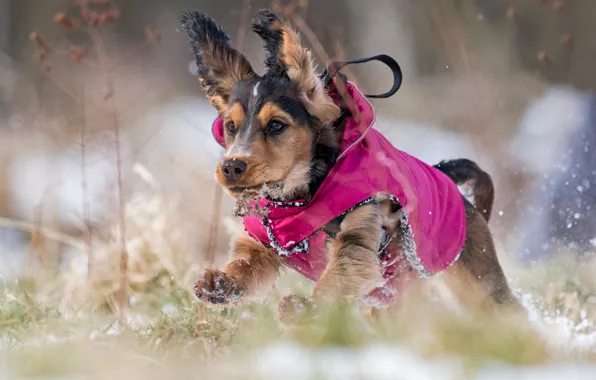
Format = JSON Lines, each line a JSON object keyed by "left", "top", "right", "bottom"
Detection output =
{"left": 226, "top": 185, "right": 264, "bottom": 196}
{"left": 226, "top": 182, "right": 286, "bottom": 199}
{"left": 227, "top": 182, "right": 293, "bottom": 217}
{"left": 228, "top": 183, "right": 270, "bottom": 218}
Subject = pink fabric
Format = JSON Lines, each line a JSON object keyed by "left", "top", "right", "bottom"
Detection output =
{"left": 212, "top": 81, "right": 466, "bottom": 304}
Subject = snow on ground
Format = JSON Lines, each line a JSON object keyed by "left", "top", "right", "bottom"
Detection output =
{"left": 207, "top": 342, "right": 466, "bottom": 380}
{"left": 199, "top": 340, "right": 596, "bottom": 380}
{"left": 195, "top": 286, "right": 596, "bottom": 379}
{"left": 520, "top": 292, "right": 596, "bottom": 353}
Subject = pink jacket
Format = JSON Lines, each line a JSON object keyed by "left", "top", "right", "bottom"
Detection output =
{"left": 211, "top": 81, "right": 466, "bottom": 306}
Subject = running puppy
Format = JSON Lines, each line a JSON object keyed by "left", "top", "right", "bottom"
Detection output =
{"left": 180, "top": 9, "right": 523, "bottom": 316}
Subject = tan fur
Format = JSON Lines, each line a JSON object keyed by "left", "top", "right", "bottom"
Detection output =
{"left": 195, "top": 231, "right": 282, "bottom": 305}
{"left": 257, "top": 103, "right": 293, "bottom": 126}
{"left": 201, "top": 85, "right": 228, "bottom": 114}
{"left": 200, "top": 45, "right": 255, "bottom": 113}
{"left": 280, "top": 162, "right": 311, "bottom": 200}
{"left": 313, "top": 203, "right": 384, "bottom": 301}
{"left": 214, "top": 103, "right": 315, "bottom": 196}
{"left": 223, "top": 102, "right": 245, "bottom": 134}
{"left": 376, "top": 196, "right": 404, "bottom": 235}
{"left": 225, "top": 233, "right": 283, "bottom": 299}
{"left": 270, "top": 20, "right": 340, "bottom": 125}
{"left": 277, "top": 201, "right": 525, "bottom": 323}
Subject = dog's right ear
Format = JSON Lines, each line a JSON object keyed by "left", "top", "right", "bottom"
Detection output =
{"left": 251, "top": 9, "right": 340, "bottom": 126}
{"left": 180, "top": 11, "right": 256, "bottom": 114}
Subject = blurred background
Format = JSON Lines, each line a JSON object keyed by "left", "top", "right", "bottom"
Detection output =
{"left": 3, "top": 2, "right": 596, "bottom": 378}
{"left": 0, "top": 0, "right": 595, "bottom": 302}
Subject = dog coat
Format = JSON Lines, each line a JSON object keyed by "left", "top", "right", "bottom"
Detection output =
{"left": 211, "top": 80, "right": 466, "bottom": 306}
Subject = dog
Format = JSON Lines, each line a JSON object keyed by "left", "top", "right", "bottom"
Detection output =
{"left": 180, "top": 9, "right": 524, "bottom": 318}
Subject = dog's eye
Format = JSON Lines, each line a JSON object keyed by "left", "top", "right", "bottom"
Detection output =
{"left": 266, "top": 120, "right": 287, "bottom": 136}
{"left": 225, "top": 121, "right": 235, "bottom": 136}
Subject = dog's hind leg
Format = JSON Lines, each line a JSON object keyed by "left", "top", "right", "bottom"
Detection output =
{"left": 442, "top": 201, "right": 525, "bottom": 316}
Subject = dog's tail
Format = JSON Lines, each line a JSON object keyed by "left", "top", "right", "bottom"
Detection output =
{"left": 433, "top": 159, "right": 494, "bottom": 222}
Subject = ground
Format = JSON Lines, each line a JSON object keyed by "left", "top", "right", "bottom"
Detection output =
{"left": 2, "top": 252, "right": 596, "bottom": 380}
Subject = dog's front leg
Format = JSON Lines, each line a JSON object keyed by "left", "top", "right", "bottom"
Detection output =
{"left": 195, "top": 232, "right": 282, "bottom": 307}
{"left": 313, "top": 203, "right": 384, "bottom": 302}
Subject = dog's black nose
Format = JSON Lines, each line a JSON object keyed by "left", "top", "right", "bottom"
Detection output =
{"left": 221, "top": 159, "right": 247, "bottom": 180}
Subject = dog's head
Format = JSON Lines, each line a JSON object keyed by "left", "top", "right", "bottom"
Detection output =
{"left": 180, "top": 10, "right": 341, "bottom": 201}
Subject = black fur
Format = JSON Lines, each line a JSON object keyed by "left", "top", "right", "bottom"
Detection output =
{"left": 228, "top": 75, "right": 314, "bottom": 144}
{"left": 434, "top": 159, "right": 495, "bottom": 222}
{"left": 180, "top": 9, "right": 345, "bottom": 203}
{"left": 433, "top": 159, "right": 484, "bottom": 183}
{"left": 180, "top": 11, "right": 255, "bottom": 108}
{"left": 180, "top": 11, "right": 231, "bottom": 80}
{"left": 251, "top": 9, "right": 286, "bottom": 76}
{"left": 252, "top": 75, "right": 313, "bottom": 126}
{"left": 309, "top": 142, "right": 340, "bottom": 195}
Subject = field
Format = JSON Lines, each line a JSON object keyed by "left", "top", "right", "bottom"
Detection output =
{"left": 2, "top": 1, "right": 596, "bottom": 379}
{"left": 2, "top": 242, "right": 596, "bottom": 379}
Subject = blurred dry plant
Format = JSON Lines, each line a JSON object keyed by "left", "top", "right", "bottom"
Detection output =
{"left": 29, "top": 0, "right": 161, "bottom": 321}
{"left": 52, "top": 163, "right": 199, "bottom": 315}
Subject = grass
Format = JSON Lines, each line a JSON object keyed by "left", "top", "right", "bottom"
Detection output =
{"left": 2, "top": 256, "right": 596, "bottom": 380}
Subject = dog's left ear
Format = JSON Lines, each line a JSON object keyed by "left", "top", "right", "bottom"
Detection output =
{"left": 252, "top": 9, "right": 340, "bottom": 126}
{"left": 181, "top": 11, "right": 256, "bottom": 114}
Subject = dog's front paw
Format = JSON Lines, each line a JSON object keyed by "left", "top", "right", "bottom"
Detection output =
{"left": 194, "top": 269, "right": 243, "bottom": 306}
{"left": 277, "top": 294, "right": 317, "bottom": 326}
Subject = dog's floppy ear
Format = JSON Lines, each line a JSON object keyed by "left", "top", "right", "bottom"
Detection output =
{"left": 180, "top": 11, "right": 256, "bottom": 113}
{"left": 252, "top": 9, "right": 340, "bottom": 125}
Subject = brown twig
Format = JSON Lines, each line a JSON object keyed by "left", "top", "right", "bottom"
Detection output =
{"left": 24, "top": 205, "right": 48, "bottom": 272}
{"left": 289, "top": 14, "right": 359, "bottom": 122}
{"left": 427, "top": 0, "right": 490, "bottom": 151}
{"left": 89, "top": 23, "right": 127, "bottom": 323}
{"left": 205, "top": 187, "right": 223, "bottom": 266}
{"left": 0, "top": 217, "right": 85, "bottom": 250}
{"left": 28, "top": 0, "right": 162, "bottom": 320}
{"left": 291, "top": 15, "right": 330, "bottom": 71}
{"left": 328, "top": 25, "right": 357, "bottom": 86}
{"left": 78, "top": 85, "right": 94, "bottom": 282}
{"left": 299, "top": 0, "right": 309, "bottom": 21}
{"left": 112, "top": 95, "right": 128, "bottom": 323}
{"left": 41, "top": 69, "right": 83, "bottom": 105}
